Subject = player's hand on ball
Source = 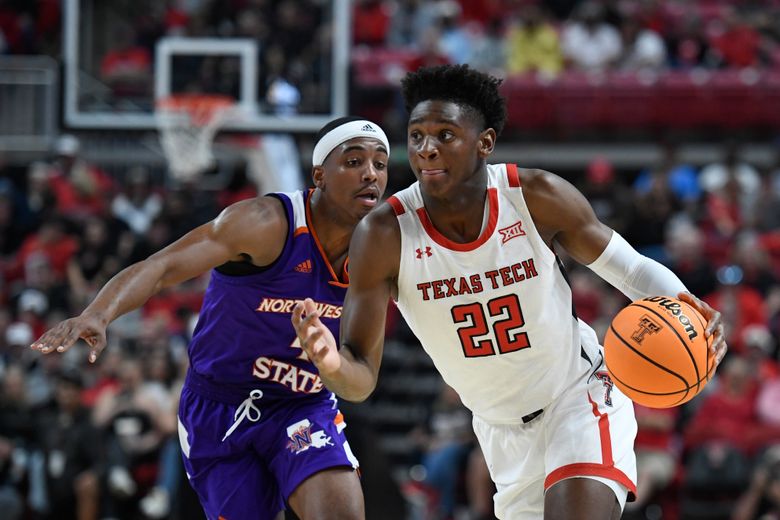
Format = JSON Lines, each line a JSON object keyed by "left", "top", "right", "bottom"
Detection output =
{"left": 678, "top": 291, "right": 727, "bottom": 366}
{"left": 292, "top": 298, "right": 341, "bottom": 376}
{"left": 30, "top": 314, "right": 108, "bottom": 363}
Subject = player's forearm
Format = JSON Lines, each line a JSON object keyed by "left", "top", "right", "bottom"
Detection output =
{"left": 318, "top": 346, "right": 378, "bottom": 402}
{"left": 587, "top": 231, "right": 687, "bottom": 301}
{"left": 81, "top": 259, "right": 169, "bottom": 325}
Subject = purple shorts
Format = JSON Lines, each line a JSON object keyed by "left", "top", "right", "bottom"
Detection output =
{"left": 177, "top": 373, "right": 359, "bottom": 520}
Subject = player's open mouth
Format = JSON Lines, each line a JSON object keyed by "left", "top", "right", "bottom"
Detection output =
{"left": 355, "top": 188, "right": 379, "bottom": 206}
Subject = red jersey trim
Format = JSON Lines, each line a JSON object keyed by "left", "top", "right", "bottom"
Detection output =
{"left": 293, "top": 226, "right": 309, "bottom": 237}
{"left": 305, "top": 190, "right": 349, "bottom": 287}
{"left": 416, "top": 188, "right": 499, "bottom": 252}
{"left": 387, "top": 195, "right": 405, "bottom": 215}
{"left": 543, "top": 391, "right": 637, "bottom": 500}
{"left": 507, "top": 163, "right": 521, "bottom": 188}
{"left": 544, "top": 464, "right": 637, "bottom": 496}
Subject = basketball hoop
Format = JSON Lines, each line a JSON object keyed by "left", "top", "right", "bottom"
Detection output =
{"left": 155, "top": 94, "right": 237, "bottom": 181}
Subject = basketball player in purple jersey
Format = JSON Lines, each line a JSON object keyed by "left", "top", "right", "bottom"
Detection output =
{"left": 293, "top": 66, "right": 728, "bottom": 518}
{"left": 31, "top": 116, "right": 390, "bottom": 520}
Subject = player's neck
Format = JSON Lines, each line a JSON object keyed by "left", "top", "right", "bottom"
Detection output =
{"left": 422, "top": 186, "right": 489, "bottom": 244}
{"left": 308, "top": 194, "right": 352, "bottom": 262}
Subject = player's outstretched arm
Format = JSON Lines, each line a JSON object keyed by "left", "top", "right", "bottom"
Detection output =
{"left": 521, "top": 168, "right": 727, "bottom": 365}
{"left": 292, "top": 204, "right": 400, "bottom": 401}
{"left": 32, "top": 197, "right": 288, "bottom": 362}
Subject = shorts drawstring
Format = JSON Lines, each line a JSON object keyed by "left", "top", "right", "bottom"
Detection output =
{"left": 221, "top": 389, "right": 263, "bottom": 442}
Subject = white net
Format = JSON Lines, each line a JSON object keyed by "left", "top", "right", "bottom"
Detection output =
{"left": 155, "top": 95, "right": 236, "bottom": 181}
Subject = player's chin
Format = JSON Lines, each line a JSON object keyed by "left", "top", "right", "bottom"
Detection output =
{"left": 352, "top": 199, "right": 377, "bottom": 217}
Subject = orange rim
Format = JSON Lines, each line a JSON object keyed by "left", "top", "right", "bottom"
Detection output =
{"left": 156, "top": 94, "right": 235, "bottom": 126}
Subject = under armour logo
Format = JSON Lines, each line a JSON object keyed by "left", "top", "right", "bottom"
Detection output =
{"left": 631, "top": 315, "right": 662, "bottom": 344}
{"left": 361, "top": 124, "right": 375, "bottom": 132}
{"left": 415, "top": 247, "right": 432, "bottom": 259}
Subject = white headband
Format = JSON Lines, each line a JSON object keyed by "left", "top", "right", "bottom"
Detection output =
{"left": 312, "top": 119, "right": 390, "bottom": 166}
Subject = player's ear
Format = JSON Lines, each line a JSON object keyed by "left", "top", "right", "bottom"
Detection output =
{"left": 478, "top": 129, "right": 496, "bottom": 158}
{"left": 312, "top": 166, "right": 325, "bottom": 189}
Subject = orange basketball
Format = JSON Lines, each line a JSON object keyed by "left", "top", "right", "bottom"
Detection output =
{"left": 604, "top": 296, "right": 715, "bottom": 408}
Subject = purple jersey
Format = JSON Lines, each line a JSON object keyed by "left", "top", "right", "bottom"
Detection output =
{"left": 187, "top": 190, "right": 348, "bottom": 401}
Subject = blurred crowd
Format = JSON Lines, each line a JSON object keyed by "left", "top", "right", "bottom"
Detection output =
{"left": 354, "top": 0, "right": 780, "bottom": 76}
{"left": 0, "top": 135, "right": 258, "bottom": 520}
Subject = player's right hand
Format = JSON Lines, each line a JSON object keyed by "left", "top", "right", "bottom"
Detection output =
{"left": 292, "top": 298, "right": 341, "bottom": 376}
{"left": 30, "top": 314, "right": 108, "bottom": 363}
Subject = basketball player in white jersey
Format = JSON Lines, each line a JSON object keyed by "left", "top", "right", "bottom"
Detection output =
{"left": 292, "top": 65, "right": 728, "bottom": 518}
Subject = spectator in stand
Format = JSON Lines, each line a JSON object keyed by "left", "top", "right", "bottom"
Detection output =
{"left": 704, "top": 265, "right": 768, "bottom": 355}
{"left": 633, "top": 142, "right": 701, "bottom": 213}
{"left": 0, "top": 179, "right": 32, "bottom": 260}
{"left": 699, "top": 143, "right": 760, "bottom": 233}
{"left": 122, "top": 216, "right": 173, "bottom": 268}
{"left": 92, "top": 355, "right": 176, "bottom": 519}
{"left": 753, "top": 163, "right": 780, "bottom": 232}
{"left": 13, "top": 288, "right": 50, "bottom": 341}
{"left": 0, "top": 364, "right": 31, "bottom": 520}
{"left": 47, "top": 135, "right": 115, "bottom": 223}
{"left": 111, "top": 166, "right": 162, "bottom": 237}
{"left": 24, "top": 161, "right": 57, "bottom": 225}
{"left": 683, "top": 355, "right": 760, "bottom": 455}
{"left": 385, "top": 0, "right": 440, "bottom": 50}
{"left": 406, "top": 29, "right": 451, "bottom": 72}
{"left": 435, "top": 1, "right": 472, "bottom": 65}
{"left": 617, "top": 17, "right": 667, "bottom": 72}
{"left": 409, "top": 383, "right": 474, "bottom": 519}
{"left": 733, "top": 445, "right": 780, "bottom": 520}
{"left": 467, "top": 18, "right": 506, "bottom": 75}
{"left": 666, "top": 15, "right": 714, "bottom": 69}
{"left": 579, "top": 156, "right": 633, "bottom": 237}
{"left": 732, "top": 232, "right": 778, "bottom": 297}
{"left": 625, "top": 163, "right": 684, "bottom": 262}
{"left": 664, "top": 221, "right": 717, "bottom": 298}
{"left": 623, "top": 404, "right": 680, "bottom": 516}
{"left": 66, "top": 217, "right": 120, "bottom": 310}
{"left": 216, "top": 162, "right": 257, "bottom": 210}
{"left": 708, "top": 7, "right": 762, "bottom": 69}
{"left": 743, "top": 324, "right": 779, "bottom": 385}
{"left": 505, "top": 4, "right": 563, "bottom": 77}
{"left": 80, "top": 348, "right": 121, "bottom": 409}
{"left": 5, "top": 216, "right": 77, "bottom": 286}
{"left": 31, "top": 369, "right": 100, "bottom": 520}
{"left": 99, "top": 25, "right": 152, "bottom": 97}
{"left": 352, "top": 0, "right": 390, "bottom": 47}
{"left": 561, "top": 1, "right": 622, "bottom": 72}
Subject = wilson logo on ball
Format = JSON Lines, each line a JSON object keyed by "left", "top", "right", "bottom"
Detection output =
{"left": 631, "top": 315, "right": 662, "bottom": 344}
{"left": 641, "top": 296, "right": 699, "bottom": 341}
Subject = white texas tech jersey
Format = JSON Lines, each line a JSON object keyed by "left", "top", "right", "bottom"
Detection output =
{"left": 388, "top": 164, "right": 602, "bottom": 424}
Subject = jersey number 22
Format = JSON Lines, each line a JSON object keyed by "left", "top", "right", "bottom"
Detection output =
{"left": 451, "top": 294, "right": 530, "bottom": 358}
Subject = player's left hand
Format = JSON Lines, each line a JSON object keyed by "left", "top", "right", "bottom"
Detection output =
{"left": 291, "top": 298, "right": 341, "bottom": 376}
{"left": 678, "top": 291, "right": 727, "bottom": 366}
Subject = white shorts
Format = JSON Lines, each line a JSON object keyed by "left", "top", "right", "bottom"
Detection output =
{"left": 472, "top": 360, "right": 637, "bottom": 519}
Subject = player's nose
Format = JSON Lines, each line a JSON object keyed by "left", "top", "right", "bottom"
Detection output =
{"left": 416, "top": 136, "right": 439, "bottom": 159}
{"left": 361, "top": 163, "right": 379, "bottom": 182}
